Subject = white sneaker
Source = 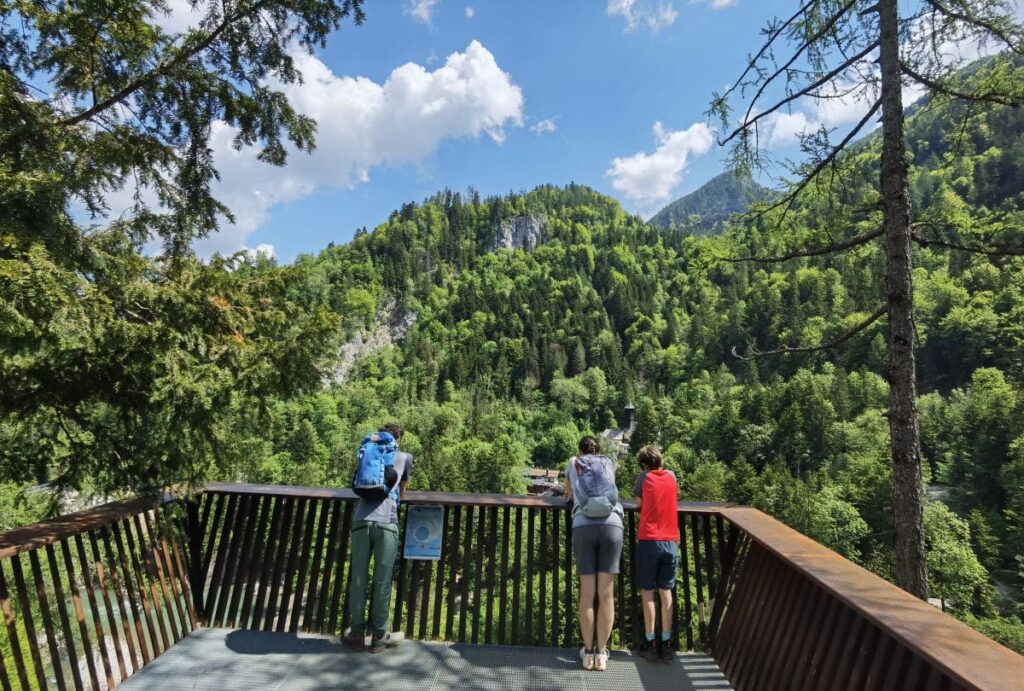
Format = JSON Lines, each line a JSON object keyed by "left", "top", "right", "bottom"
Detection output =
{"left": 595, "top": 647, "right": 609, "bottom": 671}
{"left": 580, "top": 646, "right": 595, "bottom": 670}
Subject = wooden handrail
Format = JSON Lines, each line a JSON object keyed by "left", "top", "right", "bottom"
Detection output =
{"left": 0, "top": 494, "right": 167, "bottom": 560}
{"left": 720, "top": 505, "right": 1024, "bottom": 690}
{"left": 203, "top": 481, "right": 733, "bottom": 513}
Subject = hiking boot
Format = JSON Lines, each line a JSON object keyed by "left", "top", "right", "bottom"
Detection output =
{"left": 638, "top": 639, "right": 658, "bottom": 662}
{"left": 342, "top": 628, "right": 366, "bottom": 652}
{"left": 369, "top": 632, "right": 402, "bottom": 654}
{"left": 658, "top": 639, "right": 675, "bottom": 663}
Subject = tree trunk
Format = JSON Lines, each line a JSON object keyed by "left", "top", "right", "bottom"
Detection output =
{"left": 878, "top": 0, "right": 928, "bottom": 599}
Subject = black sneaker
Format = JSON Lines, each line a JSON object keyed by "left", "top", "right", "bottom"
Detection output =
{"left": 341, "top": 628, "right": 365, "bottom": 652}
{"left": 638, "top": 639, "right": 658, "bottom": 662}
{"left": 658, "top": 639, "right": 675, "bottom": 663}
{"left": 369, "top": 632, "right": 403, "bottom": 654}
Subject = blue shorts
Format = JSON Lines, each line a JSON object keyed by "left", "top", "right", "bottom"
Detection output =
{"left": 634, "top": 540, "right": 679, "bottom": 590}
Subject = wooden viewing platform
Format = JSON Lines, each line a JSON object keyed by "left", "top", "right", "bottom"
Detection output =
{"left": 1, "top": 483, "right": 1023, "bottom": 689}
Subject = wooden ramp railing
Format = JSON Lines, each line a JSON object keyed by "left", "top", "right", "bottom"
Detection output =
{"left": 1, "top": 483, "right": 1023, "bottom": 690}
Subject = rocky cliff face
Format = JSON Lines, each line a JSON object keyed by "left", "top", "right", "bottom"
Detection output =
{"left": 332, "top": 298, "right": 416, "bottom": 383}
{"left": 488, "top": 215, "right": 545, "bottom": 252}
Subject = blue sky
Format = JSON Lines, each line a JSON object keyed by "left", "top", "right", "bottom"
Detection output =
{"left": 185, "top": 0, "right": 819, "bottom": 261}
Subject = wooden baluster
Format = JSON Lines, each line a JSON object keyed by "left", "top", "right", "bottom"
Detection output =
{"left": 276, "top": 498, "right": 309, "bottom": 632}
{"left": 562, "top": 507, "right": 572, "bottom": 649}
{"left": 332, "top": 502, "right": 354, "bottom": 634}
{"left": 83, "top": 532, "right": 126, "bottom": 683}
{"left": 444, "top": 506, "right": 462, "bottom": 641}
{"left": 225, "top": 495, "right": 263, "bottom": 630}
{"left": 430, "top": 505, "right": 448, "bottom": 640}
{"left": 1, "top": 560, "right": 33, "bottom": 690}
{"left": 263, "top": 496, "right": 296, "bottom": 631}
{"left": 537, "top": 509, "right": 546, "bottom": 649}
{"left": 497, "top": 507, "right": 510, "bottom": 645}
{"left": 525, "top": 508, "right": 535, "bottom": 646}
{"left": 391, "top": 509, "right": 409, "bottom": 635}
{"left": 301, "top": 498, "right": 332, "bottom": 632}
{"left": 287, "top": 499, "right": 319, "bottom": 632}
{"left": 44, "top": 543, "right": 84, "bottom": 690}
{"left": 458, "top": 506, "right": 474, "bottom": 644}
{"left": 511, "top": 507, "right": 522, "bottom": 645}
{"left": 689, "top": 514, "right": 707, "bottom": 646}
{"left": 251, "top": 496, "right": 285, "bottom": 630}
{"left": 134, "top": 514, "right": 180, "bottom": 645}
{"left": 73, "top": 534, "right": 115, "bottom": 690}
{"left": 203, "top": 494, "right": 239, "bottom": 625}
{"left": 211, "top": 495, "right": 251, "bottom": 628}
{"left": 550, "top": 507, "right": 559, "bottom": 648}
{"left": 313, "top": 501, "right": 342, "bottom": 634}
{"left": 418, "top": 541, "right": 432, "bottom": 641}
{"left": 485, "top": 506, "right": 497, "bottom": 644}
{"left": 471, "top": 506, "right": 486, "bottom": 645}
{"left": 627, "top": 510, "right": 638, "bottom": 649}
{"left": 28, "top": 549, "right": 67, "bottom": 690}
{"left": 677, "top": 512, "right": 693, "bottom": 651}
{"left": 101, "top": 526, "right": 146, "bottom": 670}
{"left": 113, "top": 521, "right": 162, "bottom": 659}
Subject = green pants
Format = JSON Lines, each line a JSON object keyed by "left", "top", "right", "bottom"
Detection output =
{"left": 347, "top": 520, "right": 399, "bottom": 638}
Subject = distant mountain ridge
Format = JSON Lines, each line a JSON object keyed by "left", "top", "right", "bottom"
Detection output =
{"left": 648, "top": 171, "right": 772, "bottom": 235}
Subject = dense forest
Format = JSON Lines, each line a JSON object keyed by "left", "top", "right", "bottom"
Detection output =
{"left": 2, "top": 1, "right": 1024, "bottom": 657}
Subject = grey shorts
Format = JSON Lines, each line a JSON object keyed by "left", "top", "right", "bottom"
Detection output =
{"left": 572, "top": 524, "right": 624, "bottom": 575}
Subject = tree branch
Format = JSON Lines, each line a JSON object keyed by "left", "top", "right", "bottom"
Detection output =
{"left": 925, "top": 0, "right": 1024, "bottom": 58}
{"left": 58, "top": 0, "right": 273, "bottom": 127}
{"left": 901, "top": 62, "right": 1024, "bottom": 108}
{"left": 732, "top": 304, "right": 887, "bottom": 359}
{"left": 718, "top": 0, "right": 818, "bottom": 104}
{"left": 723, "top": 226, "right": 883, "bottom": 263}
{"left": 911, "top": 231, "right": 1024, "bottom": 256}
{"left": 737, "top": 0, "right": 864, "bottom": 132}
{"left": 756, "top": 97, "right": 882, "bottom": 222}
{"left": 722, "top": 40, "right": 879, "bottom": 146}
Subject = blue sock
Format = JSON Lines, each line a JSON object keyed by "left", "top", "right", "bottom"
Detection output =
{"left": 645, "top": 632, "right": 655, "bottom": 642}
{"left": 661, "top": 632, "right": 671, "bottom": 642}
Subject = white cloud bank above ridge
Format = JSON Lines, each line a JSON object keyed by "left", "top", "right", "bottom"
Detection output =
{"left": 606, "top": 122, "right": 714, "bottom": 211}
{"left": 607, "top": 0, "right": 678, "bottom": 33}
{"left": 184, "top": 40, "right": 522, "bottom": 256}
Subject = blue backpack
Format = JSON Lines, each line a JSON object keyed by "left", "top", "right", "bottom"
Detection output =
{"left": 353, "top": 431, "right": 400, "bottom": 502}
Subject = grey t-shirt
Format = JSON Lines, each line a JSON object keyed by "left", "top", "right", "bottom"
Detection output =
{"left": 566, "top": 456, "right": 624, "bottom": 530}
{"left": 354, "top": 450, "right": 413, "bottom": 524}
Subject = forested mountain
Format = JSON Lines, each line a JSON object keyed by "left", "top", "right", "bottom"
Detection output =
{"left": 648, "top": 171, "right": 772, "bottom": 234}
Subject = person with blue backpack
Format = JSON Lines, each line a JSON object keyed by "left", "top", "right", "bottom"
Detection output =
{"left": 342, "top": 423, "right": 413, "bottom": 653}
{"left": 565, "top": 436, "right": 624, "bottom": 672}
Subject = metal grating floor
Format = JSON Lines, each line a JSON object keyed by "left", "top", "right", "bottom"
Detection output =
{"left": 118, "top": 628, "right": 732, "bottom": 690}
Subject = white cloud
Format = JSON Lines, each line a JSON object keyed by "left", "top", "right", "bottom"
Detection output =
{"left": 607, "top": 0, "right": 678, "bottom": 33}
{"left": 530, "top": 118, "right": 558, "bottom": 135}
{"left": 465, "top": 6, "right": 474, "bottom": 18}
{"left": 606, "top": 121, "right": 714, "bottom": 209}
{"left": 693, "top": 0, "right": 737, "bottom": 9}
{"left": 408, "top": 0, "right": 439, "bottom": 24}
{"left": 245, "top": 243, "right": 276, "bottom": 259}
{"left": 153, "top": 0, "right": 203, "bottom": 33}
{"left": 178, "top": 41, "right": 523, "bottom": 256}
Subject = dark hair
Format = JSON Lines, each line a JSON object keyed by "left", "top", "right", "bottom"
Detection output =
{"left": 380, "top": 423, "right": 403, "bottom": 441}
{"left": 578, "top": 435, "right": 600, "bottom": 455}
{"left": 638, "top": 446, "right": 663, "bottom": 470}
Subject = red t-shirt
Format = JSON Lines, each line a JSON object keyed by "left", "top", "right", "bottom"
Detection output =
{"left": 635, "top": 469, "right": 680, "bottom": 541}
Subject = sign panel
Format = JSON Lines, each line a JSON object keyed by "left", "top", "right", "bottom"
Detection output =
{"left": 403, "top": 505, "right": 444, "bottom": 560}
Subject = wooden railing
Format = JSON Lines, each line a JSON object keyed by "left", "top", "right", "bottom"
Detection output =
{"left": 0, "top": 495, "right": 196, "bottom": 691}
{"left": 193, "top": 483, "right": 731, "bottom": 652}
{"left": 2, "top": 484, "right": 1023, "bottom": 690}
